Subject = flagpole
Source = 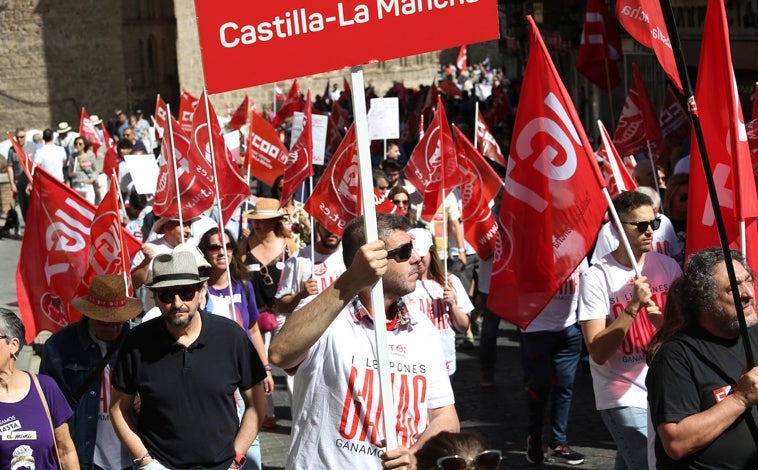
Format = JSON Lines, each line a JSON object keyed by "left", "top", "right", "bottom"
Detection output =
{"left": 308, "top": 175, "right": 315, "bottom": 269}
{"left": 473, "top": 102, "right": 479, "bottom": 149}
{"left": 645, "top": 140, "right": 660, "bottom": 196}
{"left": 660, "top": 0, "right": 755, "bottom": 368}
{"left": 350, "top": 65, "right": 398, "bottom": 452}
{"left": 113, "top": 170, "right": 131, "bottom": 291}
{"left": 166, "top": 103, "right": 185, "bottom": 244}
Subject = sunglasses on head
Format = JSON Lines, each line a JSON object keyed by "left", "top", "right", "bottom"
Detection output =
{"left": 436, "top": 450, "right": 502, "bottom": 470}
{"left": 155, "top": 286, "right": 199, "bottom": 303}
{"left": 207, "top": 243, "right": 233, "bottom": 252}
{"left": 387, "top": 242, "right": 413, "bottom": 262}
{"left": 620, "top": 217, "right": 661, "bottom": 233}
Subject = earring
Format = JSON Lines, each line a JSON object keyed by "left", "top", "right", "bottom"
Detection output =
{"left": 11, "top": 352, "right": 18, "bottom": 360}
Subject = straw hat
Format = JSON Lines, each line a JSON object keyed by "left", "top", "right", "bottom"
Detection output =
{"left": 57, "top": 122, "right": 72, "bottom": 133}
{"left": 90, "top": 115, "right": 103, "bottom": 126}
{"left": 71, "top": 275, "right": 143, "bottom": 322}
{"left": 145, "top": 252, "right": 209, "bottom": 289}
{"left": 151, "top": 217, "right": 197, "bottom": 235}
{"left": 242, "top": 198, "right": 284, "bottom": 220}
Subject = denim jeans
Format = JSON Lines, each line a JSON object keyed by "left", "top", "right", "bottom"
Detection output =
{"left": 478, "top": 294, "right": 501, "bottom": 373}
{"left": 520, "top": 323, "right": 583, "bottom": 446}
{"left": 599, "top": 406, "right": 649, "bottom": 470}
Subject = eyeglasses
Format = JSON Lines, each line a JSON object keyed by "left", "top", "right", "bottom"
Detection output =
{"left": 620, "top": 218, "right": 661, "bottom": 233}
{"left": 155, "top": 286, "right": 199, "bottom": 303}
{"left": 207, "top": 243, "right": 233, "bottom": 252}
{"left": 392, "top": 199, "right": 410, "bottom": 206}
{"left": 260, "top": 265, "right": 274, "bottom": 286}
{"left": 436, "top": 450, "right": 502, "bottom": 470}
{"left": 387, "top": 242, "right": 414, "bottom": 262}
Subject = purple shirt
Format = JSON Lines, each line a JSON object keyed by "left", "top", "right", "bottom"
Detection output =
{"left": 207, "top": 280, "right": 260, "bottom": 332}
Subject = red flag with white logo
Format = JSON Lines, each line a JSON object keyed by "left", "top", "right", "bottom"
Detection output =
{"left": 599, "top": 121, "right": 637, "bottom": 196}
{"left": 487, "top": 16, "right": 607, "bottom": 329}
{"left": 78, "top": 108, "right": 102, "bottom": 153}
{"left": 616, "top": 0, "right": 683, "bottom": 93}
{"left": 154, "top": 114, "right": 214, "bottom": 220}
{"left": 228, "top": 93, "right": 249, "bottom": 131}
{"left": 153, "top": 95, "right": 169, "bottom": 140}
{"left": 456, "top": 45, "right": 467, "bottom": 72}
{"left": 179, "top": 89, "right": 200, "bottom": 134}
{"left": 101, "top": 125, "right": 119, "bottom": 179}
{"left": 577, "top": 0, "right": 622, "bottom": 91}
{"left": 273, "top": 79, "right": 303, "bottom": 127}
{"left": 475, "top": 109, "right": 506, "bottom": 168}
{"left": 686, "top": 0, "right": 758, "bottom": 268}
{"left": 189, "top": 90, "right": 250, "bottom": 226}
{"left": 659, "top": 85, "right": 691, "bottom": 146}
{"left": 245, "top": 111, "right": 288, "bottom": 186}
{"left": 453, "top": 126, "right": 502, "bottom": 259}
{"left": 17, "top": 168, "right": 141, "bottom": 343}
{"left": 405, "top": 95, "right": 461, "bottom": 222}
{"left": 303, "top": 125, "right": 394, "bottom": 236}
{"left": 613, "top": 64, "right": 663, "bottom": 161}
{"left": 280, "top": 90, "right": 313, "bottom": 208}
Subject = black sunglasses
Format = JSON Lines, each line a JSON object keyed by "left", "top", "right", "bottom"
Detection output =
{"left": 207, "top": 243, "right": 233, "bottom": 252}
{"left": 620, "top": 218, "right": 661, "bottom": 233}
{"left": 392, "top": 199, "right": 410, "bottom": 206}
{"left": 155, "top": 286, "right": 199, "bottom": 303}
{"left": 387, "top": 242, "right": 414, "bottom": 262}
{"left": 436, "top": 450, "right": 502, "bottom": 470}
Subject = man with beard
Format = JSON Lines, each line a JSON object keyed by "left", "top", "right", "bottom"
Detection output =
{"left": 275, "top": 221, "right": 346, "bottom": 314}
{"left": 269, "top": 213, "right": 459, "bottom": 470}
{"left": 110, "top": 252, "right": 266, "bottom": 470}
{"left": 647, "top": 248, "right": 758, "bottom": 468}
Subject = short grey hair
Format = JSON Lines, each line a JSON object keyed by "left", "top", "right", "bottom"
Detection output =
{"left": 0, "top": 309, "right": 25, "bottom": 348}
{"left": 635, "top": 186, "right": 661, "bottom": 211}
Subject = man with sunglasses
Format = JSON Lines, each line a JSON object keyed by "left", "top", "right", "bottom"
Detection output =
{"left": 111, "top": 252, "right": 266, "bottom": 470}
{"left": 579, "top": 191, "right": 681, "bottom": 469}
{"left": 269, "top": 213, "right": 459, "bottom": 470}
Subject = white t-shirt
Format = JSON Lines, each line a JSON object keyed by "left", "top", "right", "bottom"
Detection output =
{"left": 403, "top": 275, "right": 474, "bottom": 375}
{"left": 525, "top": 259, "right": 588, "bottom": 333}
{"left": 578, "top": 252, "right": 682, "bottom": 410}
{"left": 422, "top": 193, "right": 461, "bottom": 261}
{"left": 34, "top": 144, "right": 67, "bottom": 181}
{"left": 275, "top": 244, "right": 346, "bottom": 301}
{"left": 287, "top": 300, "right": 454, "bottom": 469}
{"left": 92, "top": 340, "right": 131, "bottom": 469}
{"left": 591, "top": 214, "right": 681, "bottom": 265}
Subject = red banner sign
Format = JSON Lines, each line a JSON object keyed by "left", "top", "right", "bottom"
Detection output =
{"left": 195, "top": 0, "right": 500, "bottom": 93}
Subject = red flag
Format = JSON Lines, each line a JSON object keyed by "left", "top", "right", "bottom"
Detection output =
{"left": 273, "top": 79, "right": 303, "bottom": 127}
{"left": 612, "top": 64, "right": 663, "bottom": 161}
{"left": 616, "top": 0, "right": 683, "bottom": 93}
{"left": 753, "top": 83, "right": 758, "bottom": 121}
{"left": 475, "top": 109, "right": 507, "bottom": 168}
{"left": 228, "top": 93, "right": 249, "bottom": 131}
{"left": 280, "top": 90, "right": 314, "bottom": 208}
{"left": 101, "top": 125, "right": 119, "bottom": 179}
{"left": 78, "top": 176, "right": 139, "bottom": 299}
{"left": 154, "top": 114, "right": 214, "bottom": 220}
{"left": 78, "top": 108, "right": 102, "bottom": 153}
{"left": 484, "top": 84, "right": 512, "bottom": 130}
{"left": 275, "top": 83, "right": 286, "bottom": 102}
{"left": 659, "top": 85, "right": 691, "bottom": 146}
{"left": 6, "top": 132, "right": 34, "bottom": 182}
{"left": 190, "top": 90, "right": 251, "bottom": 226}
{"left": 453, "top": 126, "right": 502, "bottom": 259}
{"left": 421, "top": 83, "right": 440, "bottom": 127}
{"left": 456, "top": 45, "right": 467, "bottom": 72}
{"left": 246, "top": 111, "right": 288, "bottom": 186}
{"left": 17, "top": 168, "right": 141, "bottom": 343}
{"left": 179, "top": 89, "right": 200, "bottom": 133}
{"left": 599, "top": 121, "right": 637, "bottom": 196}
{"left": 748, "top": 118, "right": 758, "bottom": 188}
{"left": 405, "top": 95, "right": 461, "bottom": 222}
{"left": 687, "top": 0, "right": 758, "bottom": 268}
{"left": 488, "top": 16, "right": 607, "bottom": 329}
{"left": 153, "top": 95, "right": 169, "bottom": 140}
{"left": 326, "top": 102, "right": 350, "bottom": 159}
{"left": 303, "top": 125, "right": 394, "bottom": 236}
{"left": 438, "top": 79, "right": 462, "bottom": 98}
{"left": 577, "top": 0, "right": 622, "bottom": 91}
{"left": 338, "top": 78, "right": 352, "bottom": 105}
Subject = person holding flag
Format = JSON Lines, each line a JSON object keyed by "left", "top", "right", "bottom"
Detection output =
{"left": 579, "top": 191, "right": 681, "bottom": 469}
{"left": 269, "top": 213, "right": 458, "bottom": 469}
{"left": 6, "top": 127, "right": 36, "bottom": 221}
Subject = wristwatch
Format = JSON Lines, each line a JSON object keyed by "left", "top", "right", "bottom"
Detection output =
{"left": 231, "top": 453, "right": 247, "bottom": 469}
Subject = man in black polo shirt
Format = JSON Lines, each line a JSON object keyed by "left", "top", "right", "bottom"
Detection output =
{"left": 110, "top": 252, "right": 266, "bottom": 470}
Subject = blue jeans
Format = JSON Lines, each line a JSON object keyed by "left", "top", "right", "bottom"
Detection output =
{"left": 599, "top": 406, "right": 648, "bottom": 470}
{"left": 520, "top": 323, "right": 582, "bottom": 446}
{"left": 478, "top": 294, "right": 501, "bottom": 373}
{"left": 244, "top": 435, "right": 261, "bottom": 470}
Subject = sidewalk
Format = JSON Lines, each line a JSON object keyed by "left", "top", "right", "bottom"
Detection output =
{"left": 0, "top": 218, "right": 619, "bottom": 469}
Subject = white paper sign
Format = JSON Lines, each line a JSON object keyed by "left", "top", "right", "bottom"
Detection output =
{"left": 124, "top": 154, "right": 160, "bottom": 195}
{"left": 367, "top": 98, "right": 400, "bottom": 140}
{"left": 224, "top": 130, "right": 241, "bottom": 164}
{"left": 291, "top": 112, "right": 328, "bottom": 165}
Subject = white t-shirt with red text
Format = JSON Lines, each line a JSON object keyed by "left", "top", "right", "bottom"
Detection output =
{"left": 578, "top": 251, "right": 681, "bottom": 410}
{"left": 403, "top": 275, "right": 473, "bottom": 375}
{"left": 287, "top": 300, "right": 454, "bottom": 469}
{"left": 525, "top": 259, "right": 588, "bottom": 333}
{"left": 275, "top": 245, "right": 345, "bottom": 302}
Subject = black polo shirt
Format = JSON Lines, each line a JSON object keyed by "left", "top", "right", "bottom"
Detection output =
{"left": 112, "top": 311, "right": 264, "bottom": 469}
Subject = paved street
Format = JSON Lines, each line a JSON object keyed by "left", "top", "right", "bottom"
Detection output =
{"left": 0, "top": 215, "right": 619, "bottom": 469}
